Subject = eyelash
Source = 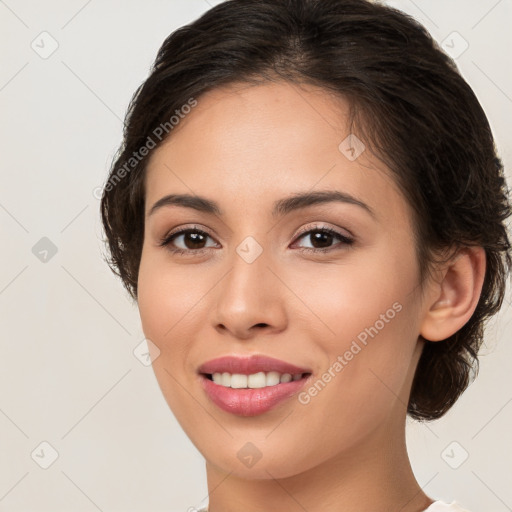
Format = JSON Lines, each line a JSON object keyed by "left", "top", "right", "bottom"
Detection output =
{"left": 159, "top": 223, "right": 354, "bottom": 257}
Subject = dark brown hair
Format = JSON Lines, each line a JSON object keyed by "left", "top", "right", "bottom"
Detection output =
{"left": 100, "top": 0, "right": 512, "bottom": 420}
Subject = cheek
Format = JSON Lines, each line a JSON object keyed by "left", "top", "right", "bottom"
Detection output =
{"left": 297, "top": 243, "right": 417, "bottom": 343}
{"left": 293, "top": 302, "right": 419, "bottom": 456}
{"left": 137, "top": 255, "right": 173, "bottom": 345}
{"left": 137, "top": 251, "right": 207, "bottom": 427}
{"left": 298, "top": 244, "right": 420, "bottom": 407}
{"left": 137, "top": 249, "right": 207, "bottom": 345}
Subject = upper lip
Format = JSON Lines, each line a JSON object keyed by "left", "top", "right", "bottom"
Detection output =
{"left": 197, "top": 355, "right": 311, "bottom": 375}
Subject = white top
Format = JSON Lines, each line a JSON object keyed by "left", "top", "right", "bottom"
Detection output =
{"left": 425, "top": 502, "right": 470, "bottom": 512}
{"left": 192, "top": 500, "right": 470, "bottom": 512}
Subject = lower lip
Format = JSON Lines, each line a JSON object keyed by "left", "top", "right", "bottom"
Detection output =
{"left": 199, "top": 374, "right": 311, "bottom": 416}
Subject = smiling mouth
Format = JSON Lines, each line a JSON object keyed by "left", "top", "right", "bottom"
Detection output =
{"left": 201, "top": 371, "right": 312, "bottom": 389}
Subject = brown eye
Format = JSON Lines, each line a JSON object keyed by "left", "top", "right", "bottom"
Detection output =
{"left": 175, "top": 230, "right": 208, "bottom": 250}
{"left": 159, "top": 224, "right": 354, "bottom": 257}
{"left": 159, "top": 227, "right": 218, "bottom": 255}
{"left": 293, "top": 226, "right": 354, "bottom": 253}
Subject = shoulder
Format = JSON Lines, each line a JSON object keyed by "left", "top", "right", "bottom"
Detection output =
{"left": 425, "top": 501, "right": 472, "bottom": 512}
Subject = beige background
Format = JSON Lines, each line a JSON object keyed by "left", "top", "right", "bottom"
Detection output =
{"left": 0, "top": 0, "right": 511, "bottom": 511}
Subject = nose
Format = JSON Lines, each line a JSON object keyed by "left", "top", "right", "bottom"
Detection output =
{"left": 211, "top": 246, "right": 287, "bottom": 340}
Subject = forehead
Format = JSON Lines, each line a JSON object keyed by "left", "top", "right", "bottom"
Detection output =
{"left": 144, "top": 81, "right": 411, "bottom": 230}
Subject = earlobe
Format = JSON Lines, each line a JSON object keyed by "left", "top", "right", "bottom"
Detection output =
{"left": 419, "top": 246, "right": 486, "bottom": 342}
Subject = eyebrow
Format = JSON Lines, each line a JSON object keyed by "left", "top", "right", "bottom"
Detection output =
{"left": 148, "top": 190, "right": 375, "bottom": 219}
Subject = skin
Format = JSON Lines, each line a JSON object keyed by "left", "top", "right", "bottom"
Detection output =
{"left": 137, "top": 80, "right": 486, "bottom": 512}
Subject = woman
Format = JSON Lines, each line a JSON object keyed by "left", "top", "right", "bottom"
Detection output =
{"left": 100, "top": 0, "right": 511, "bottom": 510}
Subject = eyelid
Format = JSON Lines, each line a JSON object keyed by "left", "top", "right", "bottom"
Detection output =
{"left": 293, "top": 222, "right": 353, "bottom": 240}
{"left": 161, "top": 222, "right": 352, "bottom": 242}
{"left": 162, "top": 223, "right": 214, "bottom": 241}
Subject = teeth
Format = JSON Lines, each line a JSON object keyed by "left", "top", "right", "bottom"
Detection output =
{"left": 211, "top": 371, "right": 304, "bottom": 388}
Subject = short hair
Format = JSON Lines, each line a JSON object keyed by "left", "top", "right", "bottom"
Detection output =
{"left": 100, "top": 0, "right": 512, "bottom": 421}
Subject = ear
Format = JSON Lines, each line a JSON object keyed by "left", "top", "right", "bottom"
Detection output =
{"left": 420, "top": 246, "right": 486, "bottom": 342}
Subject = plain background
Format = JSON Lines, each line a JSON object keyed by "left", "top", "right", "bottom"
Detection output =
{"left": 0, "top": 1, "right": 511, "bottom": 511}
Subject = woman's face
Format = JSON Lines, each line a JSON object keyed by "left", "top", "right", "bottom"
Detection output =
{"left": 138, "top": 81, "right": 430, "bottom": 479}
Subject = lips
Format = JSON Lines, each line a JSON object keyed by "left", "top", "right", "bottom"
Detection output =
{"left": 196, "top": 355, "right": 313, "bottom": 416}
{"left": 197, "top": 354, "right": 311, "bottom": 375}
{"left": 200, "top": 375, "right": 311, "bottom": 416}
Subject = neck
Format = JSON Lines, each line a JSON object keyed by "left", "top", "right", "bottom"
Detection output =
{"left": 204, "top": 410, "right": 434, "bottom": 512}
